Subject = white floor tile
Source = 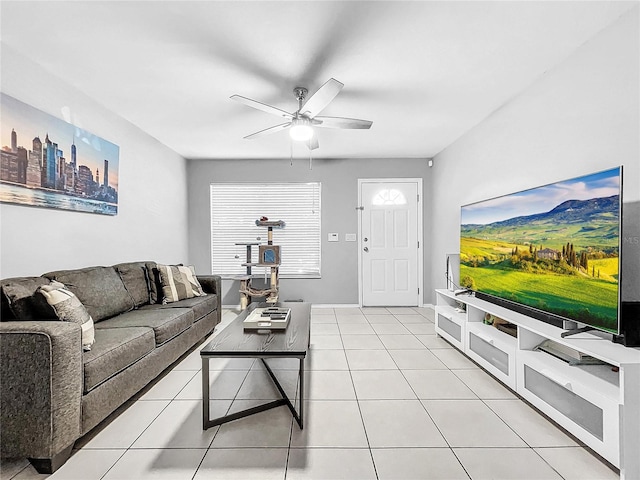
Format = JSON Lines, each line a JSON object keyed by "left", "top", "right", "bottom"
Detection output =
{"left": 345, "top": 349, "right": 398, "bottom": 370}
{"left": 338, "top": 323, "right": 375, "bottom": 335}
{"left": 351, "top": 370, "right": 416, "bottom": 399}
{"left": 403, "top": 370, "right": 477, "bottom": 399}
{"left": 195, "top": 448, "right": 287, "bottom": 480}
{"left": 286, "top": 448, "right": 377, "bottom": 480}
{"left": 431, "top": 348, "right": 480, "bottom": 369}
{"left": 310, "top": 323, "right": 340, "bottom": 335}
{"left": 486, "top": 400, "right": 579, "bottom": 447}
{"left": 132, "top": 399, "right": 229, "bottom": 448}
{"left": 453, "top": 369, "right": 516, "bottom": 399}
{"left": 311, "top": 308, "right": 335, "bottom": 316}
{"left": 388, "top": 349, "right": 447, "bottom": 370}
{"left": 360, "top": 307, "right": 390, "bottom": 315}
{"left": 80, "top": 400, "right": 169, "bottom": 449}
{"left": 365, "top": 314, "right": 401, "bottom": 324}
{"left": 341, "top": 334, "right": 385, "bottom": 350}
{"left": 306, "top": 349, "right": 349, "bottom": 370}
{"left": 211, "top": 401, "right": 293, "bottom": 447}
{"left": 413, "top": 307, "right": 436, "bottom": 320}
{"left": 102, "top": 448, "right": 204, "bottom": 480}
{"left": 236, "top": 369, "right": 298, "bottom": 400}
{"left": 336, "top": 314, "right": 369, "bottom": 324}
{"left": 534, "top": 447, "right": 619, "bottom": 480}
{"left": 30, "top": 449, "right": 124, "bottom": 480}
{"left": 175, "top": 369, "right": 248, "bottom": 400}
{"left": 454, "top": 447, "right": 563, "bottom": 480}
{"left": 305, "top": 370, "right": 356, "bottom": 399}
{"left": 371, "top": 323, "right": 411, "bottom": 334}
{"left": 290, "top": 400, "right": 368, "bottom": 447}
{"left": 372, "top": 447, "right": 469, "bottom": 480}
{"left": 404, "top": 322, "right": 436, "bottom": 335}
{"left": 138, "top": 370, "right": 199, "bottom": 400}
{"left": 359, "top": 400, "right": 447, "bottom": 447}
{"left": 416, "top": 334, "right": 454, "bottom": 349}
{"left": 309, "top": 334, "right": 344, "bottom": 349}
{"left": 378, "top": 334, "right": 427, "bottom": 350}
{"left": 387, "top": 307, "right": 419, "bottom": 315}
{"left": 424, "top": 399, "right": 527, "bottom": 447}
{"left": 395, "top": 314, "right": 430, "bottom": 323}
{"left": 334, "top": 307, "right": 364, "bottom": 315}
{"left": 310, "top": 315, "right": 337, "bottom": 324}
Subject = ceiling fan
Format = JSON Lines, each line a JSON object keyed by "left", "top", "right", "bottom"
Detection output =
{"left": 231, "top": 78, "right": 372, "bottom": 150}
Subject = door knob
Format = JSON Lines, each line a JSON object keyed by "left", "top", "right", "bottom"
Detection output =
{"left": 364, "top": 237, "right": 368, "bottom": 242}
{"left": 363, "top": 247, "right": 369, "bottom": 252}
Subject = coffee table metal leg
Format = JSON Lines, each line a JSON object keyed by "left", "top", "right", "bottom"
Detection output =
{"left": 202, "top": 356, "right": 210, "bottom": 430}
{"left": 299, "top": 357, "right": 304, "bottom": 428}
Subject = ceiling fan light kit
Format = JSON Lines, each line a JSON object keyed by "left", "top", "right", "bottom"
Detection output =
{"left": 231, "top": 78, "right": 372, "bottom": 151}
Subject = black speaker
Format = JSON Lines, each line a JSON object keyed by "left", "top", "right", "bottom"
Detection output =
{"left": 613, "top": 302, "right": 640, "bottom": 347}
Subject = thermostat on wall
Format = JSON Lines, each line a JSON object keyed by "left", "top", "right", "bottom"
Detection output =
{"left": 328, "top": 233, "right": 339, "bottom": 242}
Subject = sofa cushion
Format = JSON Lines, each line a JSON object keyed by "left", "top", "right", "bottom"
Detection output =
{"left": 97, "top": 308, "right": 194, "bottom": 346}
{"left": 141, "top": 294, "right": 218, "bottom": 321}
{"left": 157, "top": 264, "right": 204, "bottom": 304}
{"left": 43, "top": 266, "right": 134, "bottom": 322}
{"left": 1, "top": 276, "right": 56, "bottom": 320}
{"left": 145, "top": 262, "right": 163, "bottom": 304}
{"left": 114, "top": 262, "right": 151, "bottom": 308}
{"left": 38, "top": 281, "right": 95, "bottom": 351}
{"left": 83, "top": 326, "right": 155, "bottom": 393}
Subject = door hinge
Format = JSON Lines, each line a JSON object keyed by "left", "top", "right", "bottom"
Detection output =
{"left": 418, "top": 287, "right": 420, "bottom": 294}
{"left": 418, "top": 241, "right": 420, "bottom": 248}
{"left": 417, "top": 194, "right": 420, "bottom": 202}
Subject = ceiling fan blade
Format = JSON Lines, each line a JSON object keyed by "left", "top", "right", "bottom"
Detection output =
{"left": 314, "top": 116, "right": 373, "bottom": 129}
{"left": 306, "top": 132, "right": 319, "bottom": 150}
{"left": 300, "top": 78, "right": 344, "bottom": 117}
{"left": 231, "top": 95, "right": 293, "bottom": 119}
{"left": 244, "top": 122, "right": 291, "bottom": 140}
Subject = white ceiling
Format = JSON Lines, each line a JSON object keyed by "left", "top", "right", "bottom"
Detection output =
{"left": 0, "top": 1, "right": 635, "bottom": 160}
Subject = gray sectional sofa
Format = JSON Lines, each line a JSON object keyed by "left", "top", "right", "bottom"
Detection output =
{"left": 0, "top": 261, "right": 221, "bottom": 473}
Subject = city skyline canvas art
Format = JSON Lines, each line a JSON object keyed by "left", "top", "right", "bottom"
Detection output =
{"left": 0, "top": 93, "right": 119, "bottom": 215}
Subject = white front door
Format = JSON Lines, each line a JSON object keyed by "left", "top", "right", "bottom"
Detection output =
{"left": 359, "top": 179, "right": 421, "bottom": 306}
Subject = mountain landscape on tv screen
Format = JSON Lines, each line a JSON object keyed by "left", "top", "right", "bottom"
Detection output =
{"left": 461, "top": 194, "right": 620, "bottom": 333}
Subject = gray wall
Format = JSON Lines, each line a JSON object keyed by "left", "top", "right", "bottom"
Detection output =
{"left": 430, "top": 8, "right": 639, "bottom": 303}
{"left": 187, "top": 157, "right": 433, "bottom": 306}
{"left": 0, "top": 46, "right": 190, "bottom": 278}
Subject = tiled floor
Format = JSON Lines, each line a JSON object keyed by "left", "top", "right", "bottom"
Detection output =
{"left": 1, "top": 307, "right": 620, "bottom": 480}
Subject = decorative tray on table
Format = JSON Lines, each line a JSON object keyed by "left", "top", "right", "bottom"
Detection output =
{"left": 243, "top": 307, "right": 291, "bottom": 330}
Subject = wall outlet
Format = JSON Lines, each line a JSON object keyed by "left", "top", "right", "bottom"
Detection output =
{"left": 345, "top": 233, "right": 357, "bottom": 242}
{"left": 328, "top": 233, "right": 339, "bottom": 242}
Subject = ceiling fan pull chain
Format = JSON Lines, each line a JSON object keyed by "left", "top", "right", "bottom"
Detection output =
{"left": 290, "top": 139, "right": 293, "bottom": 166}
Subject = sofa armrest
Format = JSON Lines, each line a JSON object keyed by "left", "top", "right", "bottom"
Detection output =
{"left": 197, "top": 275, "right": 222, "bottom": 326}
{"left": 0, "top": 321, "right": 83, "bottom": 460}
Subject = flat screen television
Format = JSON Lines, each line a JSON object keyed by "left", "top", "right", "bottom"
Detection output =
{"left": 460, "top": 167, "right": 622, "bottom": 335}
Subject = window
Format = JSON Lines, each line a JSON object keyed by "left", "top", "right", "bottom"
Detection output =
{"left": 210, "top": 183, "right": 321, "bottom": 278}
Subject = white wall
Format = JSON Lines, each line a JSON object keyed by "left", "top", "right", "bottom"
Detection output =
{"left": 0, "top": 45, "right": 190, "bottom": 278}
{"left": 187, "top": 157, "right": 433, "bottom": 306}
{"left": 430, "top": 7, "right": 639, "bottom": 303}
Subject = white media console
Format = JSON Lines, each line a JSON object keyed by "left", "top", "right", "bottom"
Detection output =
{"left": 435, "top": 288, "right": 640, "bottom": 479}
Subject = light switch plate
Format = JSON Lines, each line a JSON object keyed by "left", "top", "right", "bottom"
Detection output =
{"left": 328, "top": 233, "right": 339, "bottom": 242}
{"left": 345, "top": 233, "right": 357, "bottom": 242}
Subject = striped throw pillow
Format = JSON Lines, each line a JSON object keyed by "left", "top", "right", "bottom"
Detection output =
{"left": 38, "top": 281, "right": 95, "bottom": 351}
{"left": 157, "top": 264, "right": 205, "bottom": 304}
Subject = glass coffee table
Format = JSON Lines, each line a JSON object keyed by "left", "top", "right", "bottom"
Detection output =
{"left": 200, "top": 302, "right": 311, "bottom": 430}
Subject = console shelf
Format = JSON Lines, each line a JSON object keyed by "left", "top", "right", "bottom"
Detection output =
{"left": 435, "top": 289, "right": 640, "bottom": 479}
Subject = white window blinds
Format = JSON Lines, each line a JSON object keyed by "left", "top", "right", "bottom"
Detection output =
{"left": 210, "top": 182, "right": 321, "bottom": 278}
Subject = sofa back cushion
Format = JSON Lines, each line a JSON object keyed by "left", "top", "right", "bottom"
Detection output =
{"left": 43, "top": 266, "right": 134, "bottom": 322}
{"left": 114, "top": 262, "right": 150, "bottom": 308}
{"left": 0, "top": 276, "right": 56, "bottom": 320}
{"left": 145, "top": 262, "right": 163, "bottom": 304}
